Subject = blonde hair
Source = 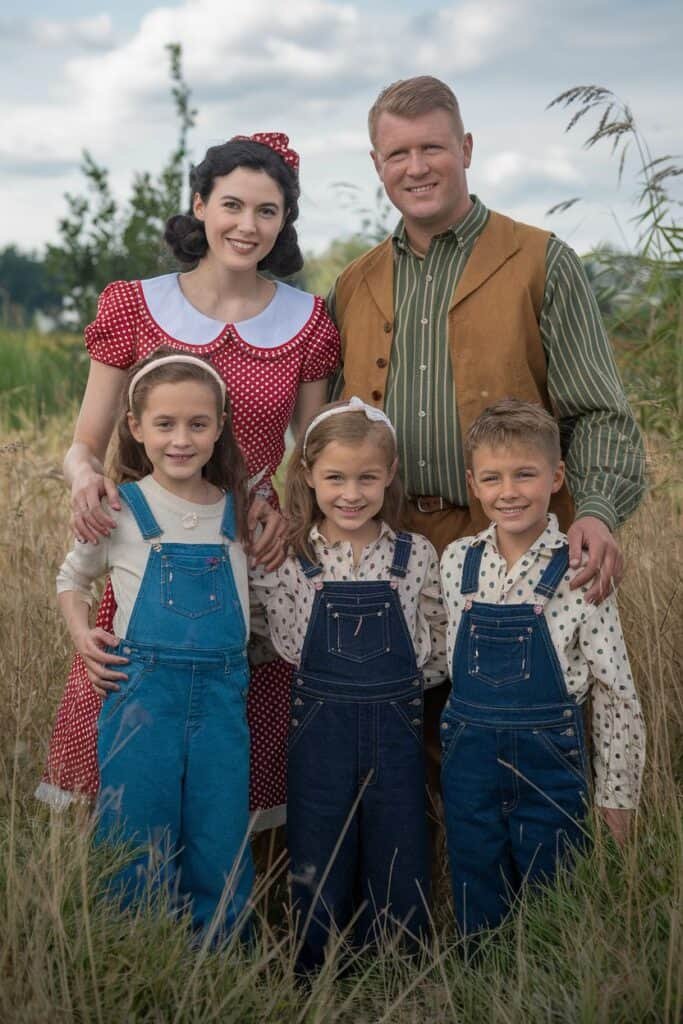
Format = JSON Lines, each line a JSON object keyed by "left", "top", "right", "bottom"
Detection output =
{"left": 465, "top": 399, "right": 562, "bottom": 468}
{"left": 285, "top": 401, "right": 405, "bottom": 562}
{"left": 368, "top": 76, "right": 465, "bottom": 146}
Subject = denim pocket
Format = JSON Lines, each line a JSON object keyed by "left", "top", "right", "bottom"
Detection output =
{"left": 98, "top": 657, "right": 151, "bottom": 726}
{"left": 160, "top": 553, "right": 225, "bottom": 619}
{"left": 288, "top": 692, "right": 324, "bottom": 752}
{"left": 467, "top": 623, "right": 531, "bottom": 686}
{"left": 440, "top": 718, "right": 467, "bottom": 772}
{"left": 390, "top": 693, "right": 424, "bottom": 745}
{"left": 325, "top": 600, "right": 391, "bottom": 663}
{"left": 535, "top": 724, "right": 587, "bottom": 783}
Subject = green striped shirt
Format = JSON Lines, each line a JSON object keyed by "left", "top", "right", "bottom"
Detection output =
{"left": 330, "top": 196, "right": 646, "bottom": 530}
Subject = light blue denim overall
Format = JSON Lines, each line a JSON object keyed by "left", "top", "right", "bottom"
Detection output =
{"left": 95, "top": 481, "right": 253, "bottom": 937}
{"left": 441, "top": 542, "right": 589, "bottom": 935}
{"left": 288, "top": 532, "right": 430, "bottom": 972}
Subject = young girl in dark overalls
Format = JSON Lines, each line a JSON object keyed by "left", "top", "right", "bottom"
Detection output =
{"left": 56, "top": 349, "right": 253, "bottom": 938}
{"left": 251, "top": 397, "right": 447, "bottom": 972}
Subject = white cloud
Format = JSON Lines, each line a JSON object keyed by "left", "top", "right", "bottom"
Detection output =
{"left": 29, "top": 14, "right": 114, "bottom": 49}
{"left": 1, "top": 0, "right": 680, "bottom": 255}
{"left": 2, "top": 0, "right": 523, "bottom": 172}
{"left": 413, "top": 1, "right": 524, "bottom": 72}
{"left": 482, "top": 148, "right": 582, "bottom": 188}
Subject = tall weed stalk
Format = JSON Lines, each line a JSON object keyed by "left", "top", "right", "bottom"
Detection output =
{"left": 548, "top": 86, "right": 683, "bottom": 444}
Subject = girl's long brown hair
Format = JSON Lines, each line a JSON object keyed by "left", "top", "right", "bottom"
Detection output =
{"left": 115, "top": 346, "right": 248, "bottom": 541}
{"left": 284, "top": 402, "right": 405, "bottom": 562}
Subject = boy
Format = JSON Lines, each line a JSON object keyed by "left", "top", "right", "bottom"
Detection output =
{"left": 439, "top": 399, "right": 645, "bottom": 935}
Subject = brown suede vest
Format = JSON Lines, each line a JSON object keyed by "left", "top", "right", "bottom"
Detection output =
{"left": 334, "top": 209, "right": 574, "bottom": 532}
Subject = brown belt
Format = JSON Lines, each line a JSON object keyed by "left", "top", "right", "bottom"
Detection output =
{"left": 409, "top": 494, "right": 458, "bottom": 514}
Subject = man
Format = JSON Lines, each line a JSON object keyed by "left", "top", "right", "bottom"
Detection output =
{"left": 328, "top": 76, "right": 646, "bottom": 780}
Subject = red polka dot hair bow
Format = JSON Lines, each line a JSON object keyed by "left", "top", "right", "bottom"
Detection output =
{"left": 231, "top": 132, "right": 300, "bottom": 173}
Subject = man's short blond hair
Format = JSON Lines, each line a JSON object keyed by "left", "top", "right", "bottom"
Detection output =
{"left": 465, "top": 399, "right": 562, "bottom": 468}
{"left": 368, "top": 76, "right": 465, "bottom": 147}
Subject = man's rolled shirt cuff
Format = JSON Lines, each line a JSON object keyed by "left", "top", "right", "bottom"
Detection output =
{"left": 574, "top": 496, "right": 619, "bottom": 533}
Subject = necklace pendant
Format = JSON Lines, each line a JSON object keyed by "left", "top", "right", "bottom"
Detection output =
{"left": 182, "top": 511, "right": 199, "bottom": 530}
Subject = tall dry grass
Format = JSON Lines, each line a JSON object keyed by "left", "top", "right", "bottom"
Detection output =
{"left": 0, "top": 412, "right": 681, "bottom": 1023}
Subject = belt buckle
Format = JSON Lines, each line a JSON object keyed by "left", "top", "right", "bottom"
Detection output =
{"left": 416, "top": 495, "right": 444, "bottom": 513}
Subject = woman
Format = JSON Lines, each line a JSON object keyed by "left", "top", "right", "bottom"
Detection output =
{"left": 38, "top": 131, "right": 340, "bottom": 829}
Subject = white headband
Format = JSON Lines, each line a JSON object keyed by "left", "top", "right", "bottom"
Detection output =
{"left": 128, "top": 355, "right": 226, "bottom": 408}
{"left": 302, "top": 396, "right": 397, "bottom": 461}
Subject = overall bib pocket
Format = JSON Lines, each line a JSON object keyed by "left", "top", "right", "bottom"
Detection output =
{"left": 325, "top": 600, "right": 391, "bottom": 663}
{"left": 468, "top": 622, "right": 531, "bottom": 686}
{"left": 161, "top": 554, "right": 225, "bottom": 619}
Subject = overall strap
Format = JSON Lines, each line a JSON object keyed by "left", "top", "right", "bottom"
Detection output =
{"left": 460, "top": 542, "right": 485, "bottom": 595}
{"left": 118, "top": 482, "right": 163, "bottom": 540}
{"left": 220, "top": 492, "right": 237, "bottom": 541}
{"left": 534, "top": 544, "right": 570, "bottom": 599}
{"left": 298, "top": 555, "right": 323, "bottom": 579}
{"left": 389, "top": 531, "right": 413, "bottom": 579}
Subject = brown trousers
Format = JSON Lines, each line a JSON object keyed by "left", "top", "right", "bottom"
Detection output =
{"left": 403, "top": 501, "right": 477, "bottom": 803}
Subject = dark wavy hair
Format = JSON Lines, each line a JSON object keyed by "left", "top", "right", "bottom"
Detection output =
{"left": 164, "top": 138, "right": 303, "bottom": 277}
{"left": 115, "top": 346, "right": 248, "bottom": 542}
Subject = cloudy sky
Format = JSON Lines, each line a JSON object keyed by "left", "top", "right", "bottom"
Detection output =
{"left": 2, "top": 0, "right": 681, "bottom": 258}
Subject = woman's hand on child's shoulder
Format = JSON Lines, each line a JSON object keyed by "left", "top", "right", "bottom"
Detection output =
{"left": 247, "top": 496, "right": 287, "bottom": 571}
{"left": 71, "top": 469, "right": 121, "bottom": 545}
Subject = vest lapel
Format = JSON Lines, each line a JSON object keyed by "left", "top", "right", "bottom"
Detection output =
{"left": 449, "top": 211, "right": 520, "bottom": 311}
{"left": 361, "top": 237, "right": 394, "bottom": 323}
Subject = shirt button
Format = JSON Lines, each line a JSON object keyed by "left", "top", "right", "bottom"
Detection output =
{"left": 419, "top": 364, "right": 427, "bottom": 372}
{"left": 420, "top": 317, "right": 428, "bottom": 325}
{"left": 376, "top": 357, "right": 388, "bottom": 368}
{"left": 426, "top": 274, "right": 433, "bottom": 283}
{"left": 383, "top": 322, "right": 392, "bottom": 333}
{"left": 371, "top": 389, "right": 382, "bottom": 401}
{"left": 418, "top": 460, "right": 426, "bottom": 468}
{"left": 418, "top": 410, "right": 426, "bottom": 418}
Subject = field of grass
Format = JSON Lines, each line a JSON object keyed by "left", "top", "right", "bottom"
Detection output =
{"left": 0, "top": 330, "right": 89, "bottom": 429}
{"left": 0, "top": 396, "right": 680, "bottom": 1022}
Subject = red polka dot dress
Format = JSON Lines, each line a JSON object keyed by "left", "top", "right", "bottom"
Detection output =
{"left": 38, "top": 275, "right": 340, "bottom": 821}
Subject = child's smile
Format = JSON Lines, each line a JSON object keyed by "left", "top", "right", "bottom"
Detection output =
{"left": 128, "top": 380, "right": 224, "bottom": 502}
{"left": 304, "top": 439, "right": 396, "bottom": 556}
{"left": 467, "top": 442, "right": 565, "bottom": 565}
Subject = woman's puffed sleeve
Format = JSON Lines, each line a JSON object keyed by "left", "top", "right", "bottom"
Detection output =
{"left": 84, "top": 280, "right": 139, "bottom": 368}
{"left": 299, "top": 301, "right": 341, "bottom": 382}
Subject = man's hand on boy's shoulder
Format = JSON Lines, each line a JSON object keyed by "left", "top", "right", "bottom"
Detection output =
{"left": 567, "top": 516, "right": 623, "bottom": 605}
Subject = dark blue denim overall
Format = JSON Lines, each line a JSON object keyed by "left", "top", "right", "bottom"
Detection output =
{"left": 441, "top": 541, "right": 589, "bottom": 935}
{"left": 95, "top": 481, "right": 253, "bottom": 937}
{"left": 288, "top": 532, "right": 430, "bottom": 972}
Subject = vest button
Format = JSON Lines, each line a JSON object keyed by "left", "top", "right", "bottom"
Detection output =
{"left": 371, "top": 389, "right": 382, "bottom": 401}
{"left": 383, "top": 322, "right": 392, "bottom": 333}
{"left": 376, "top": 357, "right": 388, "bottom": 368}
